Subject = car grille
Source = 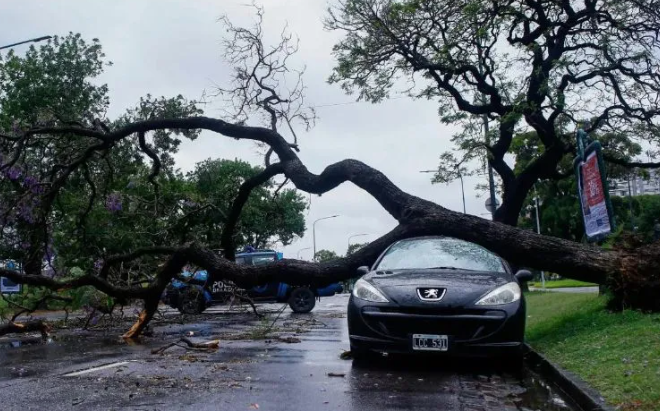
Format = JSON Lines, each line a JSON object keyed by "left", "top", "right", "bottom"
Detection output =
{"left": 361, "top": 307, "right": 506, "bottom": 342}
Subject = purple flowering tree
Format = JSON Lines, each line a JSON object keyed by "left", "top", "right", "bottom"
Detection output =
{"left": 2, "top": 9, "right": 659, "bottom": 341}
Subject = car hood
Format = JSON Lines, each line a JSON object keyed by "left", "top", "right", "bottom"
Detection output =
{"left": 365, "top": 269, "right": 510, "bottom": 308}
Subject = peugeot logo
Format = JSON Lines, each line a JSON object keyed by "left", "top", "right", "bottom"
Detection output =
{"left": 417, "top": 287, "right": 446, "bottom": 302}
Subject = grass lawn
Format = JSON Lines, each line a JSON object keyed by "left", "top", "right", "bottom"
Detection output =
{"left": 528, "top": 279, "right": 598, "bottom": 288}
{"left": 525, "top": 292, "right": 660, "bottom": 411}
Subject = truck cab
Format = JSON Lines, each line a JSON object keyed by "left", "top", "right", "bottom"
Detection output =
{"left": 162, "top": 248, "right": 343, "bottom": 314}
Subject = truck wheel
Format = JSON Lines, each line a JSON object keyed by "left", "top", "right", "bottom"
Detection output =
{"left": 288, "top": 287, "right": 316, "bottom": 313}
{"left": 178, "top": 288, "right": 206, "bottom": 315}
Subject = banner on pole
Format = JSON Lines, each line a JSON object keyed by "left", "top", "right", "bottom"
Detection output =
{"left": 575, "top": 145, "right": 614, "bottom": 240}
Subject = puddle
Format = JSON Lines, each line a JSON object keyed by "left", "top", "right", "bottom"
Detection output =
{"left": 518, "top": 369, "right": 579, "bottom": 410}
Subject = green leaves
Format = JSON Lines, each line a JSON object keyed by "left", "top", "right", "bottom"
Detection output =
{"left": 314, "top": 249, "right": 339, "bottom": 262}
{"left": 186, "top": 159, "right": 307, "bottom": 249}
{"left": 0, "top": 32, "right": 109, "bottom": 128}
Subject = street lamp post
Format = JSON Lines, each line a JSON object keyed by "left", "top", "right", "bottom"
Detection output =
{"left": 533, "top": 186, "right": 545, "bottom": 289}
{"left": 0, "top": 36, "right": 52, "bottom": 51}
{"left": 420, "top": 170, "right": 466, "bottom": 214}
{"left": 312, "top": 215, "right": 339, "bottom": 261}
{"left": 347, "top": 233, "right": 369, "bottom": 250}
{"left": 297, "top": 247, "right": 311, "bottom": 260}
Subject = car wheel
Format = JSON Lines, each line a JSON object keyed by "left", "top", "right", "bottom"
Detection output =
{"left": 178, "top": 288, "right": 206, "bottom": 315}
{"left": 288, "top": 287, "right": 316, "bottom": 313}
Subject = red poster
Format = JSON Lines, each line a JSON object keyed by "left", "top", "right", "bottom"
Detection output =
{"left": 578, "top": 151, "right": 611, "bottom": 238}
{"left": 582, "top": 153, "right": 604, "bottom": 207}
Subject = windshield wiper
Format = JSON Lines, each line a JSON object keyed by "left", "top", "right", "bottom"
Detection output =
{"left": 427, "top": 266, "right": 478, "bottom": 271}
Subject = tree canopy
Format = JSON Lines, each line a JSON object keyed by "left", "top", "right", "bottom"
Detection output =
{"left": 0, "top": 32, "right": 308, "bottom": 326}
{"left": 326, "top": 0, "right": 660, "bottom": 225}
{"left": 185, "top": 158, "right": 306, "bottom": 250}
{"left": 314, "top": 249, "right": 340, "bottom": 262}
{"left": 347, "top": 242, "right": 369, "bottom": 257}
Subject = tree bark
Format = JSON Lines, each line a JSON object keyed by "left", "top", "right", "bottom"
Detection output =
{"left": 0, "top": 320, "right": 51, "bottom": 338}
{"left": 3, "top": 116, "right": 659, "bottom": 339}
{"left": 122, "top": 252, "right": 188, "bottom": 339}
{"left": 221, "top": 162, "right": 285, "bottom": 260}
{"left": 122, "top": 298, "right": 159, "bottom": 340}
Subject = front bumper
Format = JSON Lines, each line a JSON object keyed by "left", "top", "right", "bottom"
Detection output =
{"left": 347, "top": 295, "right": 525, "bottom": 358}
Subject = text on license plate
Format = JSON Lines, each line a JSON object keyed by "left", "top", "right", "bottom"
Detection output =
{"left": 412, "top": 334, "right": 449, "bottom": 351}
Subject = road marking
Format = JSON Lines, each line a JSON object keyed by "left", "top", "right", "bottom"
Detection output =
{"left": 62, "top": 360, "right": 136, "bottom": 377}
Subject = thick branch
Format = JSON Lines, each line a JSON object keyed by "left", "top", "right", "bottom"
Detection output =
{"left": 221, "top": 162, "right": 286, "bottom": 260}
{"left": 603, "top": 155, "right": 660, "bottom": 169}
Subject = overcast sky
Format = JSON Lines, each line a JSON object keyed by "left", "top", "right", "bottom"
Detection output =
{"left": 1, "top": 0, "right": 496, "bottom": 260}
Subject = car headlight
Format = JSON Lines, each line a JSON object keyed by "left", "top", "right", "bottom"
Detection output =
{"left": 352, "top": 278, "right": 389, "bottom": 303}
{"left": 476, "top": 282, "right": 521, "bottom": 306}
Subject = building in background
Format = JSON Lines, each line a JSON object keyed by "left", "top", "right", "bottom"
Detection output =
{"left": 608, "top": 169, "right": 660, "bottom": 197}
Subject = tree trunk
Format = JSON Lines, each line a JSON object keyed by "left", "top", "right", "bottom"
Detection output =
{"left": 122, "top": 298, "right": 159, "bottom": 340}
{"left": 4, "top": 116, "right": 660, "bottom": 340}
{"left": 0, "top": 320, "right": 51, "bottom": 338}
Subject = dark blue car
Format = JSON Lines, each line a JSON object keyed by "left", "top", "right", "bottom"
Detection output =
{"left": 162, "top": 248, "right": 343, "bottom": 314}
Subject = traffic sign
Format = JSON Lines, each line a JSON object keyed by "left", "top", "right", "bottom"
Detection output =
{"left": 485, "top": 197, "right": 500, "bottom": 213}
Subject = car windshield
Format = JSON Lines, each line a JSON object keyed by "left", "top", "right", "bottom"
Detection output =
{"left": 374, "top": 237, "right": 506, "bottom": 273}
{"left": 235, "top": 254, "right": 276, "bottom": 266}
{"left": 253, "top": 255, "right": 276, "bottom": 266}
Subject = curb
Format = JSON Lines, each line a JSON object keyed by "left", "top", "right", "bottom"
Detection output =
{"left": 523, "top": 343, "right": 615, "bottom": 411}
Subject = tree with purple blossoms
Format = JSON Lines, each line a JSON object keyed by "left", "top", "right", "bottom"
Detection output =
{"left": 2, "top": 5, "right": 660, "bottom": 340}
{"left": 0, "top": 31, "right": 309, "bottom": 334}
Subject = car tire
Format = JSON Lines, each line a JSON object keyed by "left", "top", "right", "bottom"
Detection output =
{"left": 288, "top": 287, "right": 316, "bottom": 313}
{"left": 178, "top": 288, "right": 206, "bottom": 315}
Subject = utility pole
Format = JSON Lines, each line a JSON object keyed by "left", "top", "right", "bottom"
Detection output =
{"left": 627, "top": 173, "right": 635, "bottom": 231}
{"left": 420, "top": 170, "right": 466, "bottom": 214}
{"left": 0, "top": 36, "right": 52, "bottom": 51}
{"left": 476, "top": 45, "right": 498, "bottom": 220}
{"left": 534, "top": 186, "right": 545, "bottom": 289}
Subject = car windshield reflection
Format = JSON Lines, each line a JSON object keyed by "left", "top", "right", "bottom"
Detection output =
{"left": 374, "top": 237, "right": 505, "bottom": 273}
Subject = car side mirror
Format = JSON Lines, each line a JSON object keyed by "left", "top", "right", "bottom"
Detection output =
{"left": 356, "top": 266, "right": 370, "bottom": 276}
{"left": 515, "top": 269, "right": 533, "bottom": 283}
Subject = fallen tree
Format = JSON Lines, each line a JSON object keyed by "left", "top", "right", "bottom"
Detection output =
{"left": 1, "top": 5, "right": 658, "bottom": 340}
{"left": 2, "top": 114, "right": 660, "bottom": 338}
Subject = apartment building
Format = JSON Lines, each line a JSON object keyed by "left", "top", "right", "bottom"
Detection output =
{"left": 608, "top": 169, "right": 660, "bottom": 197}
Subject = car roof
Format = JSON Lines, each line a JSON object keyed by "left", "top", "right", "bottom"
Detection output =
{"left": 236, "top": 251, "right": 277, "bottom": 257}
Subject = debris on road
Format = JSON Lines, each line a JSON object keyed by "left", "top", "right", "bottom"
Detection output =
{"left": 0, "top": 320, "right": 51, "bottom": 339}
{"left": 327, "top": 372, "right": 345, "bottom": 377}
{"left": 151, "top": 337, "right": 219, "bottom": 354}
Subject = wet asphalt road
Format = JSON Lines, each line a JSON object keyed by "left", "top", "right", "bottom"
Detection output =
{"left": 0, "top": 294, "right": 578, "bottom": 411}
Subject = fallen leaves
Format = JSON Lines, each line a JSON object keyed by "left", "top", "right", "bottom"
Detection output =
{"left": 151, "top": 337, "right": 220, "bottom": 355}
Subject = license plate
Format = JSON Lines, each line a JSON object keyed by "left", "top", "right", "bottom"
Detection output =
{"left": 412, "top": 334, "right": 449, "bottom": 351}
